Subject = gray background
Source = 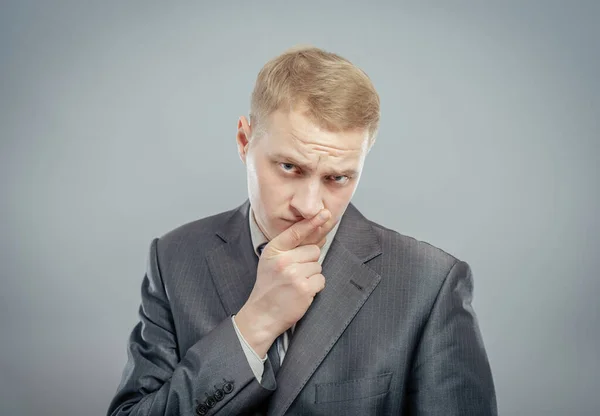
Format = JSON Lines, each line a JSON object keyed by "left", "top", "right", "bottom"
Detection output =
{"left": 1, "top": 1, "right": 598, "bottom": 415}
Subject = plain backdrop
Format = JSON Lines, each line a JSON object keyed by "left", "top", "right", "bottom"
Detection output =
{"left": 1, "top": 1, "right": 599, "bottom": 415}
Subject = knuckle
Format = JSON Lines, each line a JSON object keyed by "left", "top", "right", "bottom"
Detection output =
{"left": 315, "top": 274, "right": 326, "bottom": 289}
{"left": 274, "top": 256, "right": 288, "bottom": 272}
{"left": 286, "top": 264, "right": 297, "bottom": 277}
{"left": 309, "top": 216, "right": 320, "bottom": 228}
{"left": 294, "top": 277, "right": 308, "bottom": 292}
{"left": 289, "top": 227, "right": 303, "bottom": 243}
{"left": 310, "top": 245, "right": 321, "bottom": 259}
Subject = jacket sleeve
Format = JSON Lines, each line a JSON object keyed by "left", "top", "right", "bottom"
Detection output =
{"left": 406, "top": 260, "right": 498, "bottom": 415}
{"left": 107, "top": 238, "right": 277, "bottom": 416}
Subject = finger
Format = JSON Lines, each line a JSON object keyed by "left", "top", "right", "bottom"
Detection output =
{"left": 269, "top": 209, "right": 331, "bottom": 251}
{"left": 287, "top": 244, "right": 321, "bottom": 263}
{"left": 301, "top": 217, "right": 337, "bottom": 246}
{"left": 287, "top": 262, "right": 322, "bottom": 279}
{"left": 306, "top": 273, "right": 326, "bottom": 295}
{"left": 301, "top": 226, "right": 325, "bottom": 246}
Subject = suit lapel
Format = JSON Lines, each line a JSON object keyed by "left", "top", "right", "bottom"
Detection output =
{"left": 205, "top": 201, "right": 383, "bottom": 416}
{"left": 205, "top": 200, "right": 259, "bottom": 317}
{"left": 268, "top": 203, "right": 383, "bottom": 416}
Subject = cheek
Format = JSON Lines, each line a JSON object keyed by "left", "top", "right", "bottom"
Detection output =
{"left": 253, "top": 164, "right": 291, "bottom": 207}
{"left": 258, "top": 165, "right": 292, "bottom": 193}
{"left": 325, "top": 186, "right": 357, "bottom": 216}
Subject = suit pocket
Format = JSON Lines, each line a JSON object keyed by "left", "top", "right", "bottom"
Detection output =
{"left": 314, "top": 372, "right": 393, "bottom": 404}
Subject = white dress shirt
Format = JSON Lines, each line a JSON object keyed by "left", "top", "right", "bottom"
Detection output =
{"left": 232, "top": 206, "right": 341, "bottom": 383}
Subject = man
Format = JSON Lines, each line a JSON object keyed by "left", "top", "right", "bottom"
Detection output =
{"left": 108, "top": 46, "right": 497, "bottom": 415}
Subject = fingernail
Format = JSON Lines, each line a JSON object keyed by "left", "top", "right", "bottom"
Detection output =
{"left": 319, "top": 210, "right": 329, "bottom": 220}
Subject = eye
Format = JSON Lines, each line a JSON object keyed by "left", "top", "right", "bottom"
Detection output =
{"left": 330, "top": 175, "right": 349, "bottom": 185}
{"left": 280, "top": 163, "right": 297, "bottom": 173}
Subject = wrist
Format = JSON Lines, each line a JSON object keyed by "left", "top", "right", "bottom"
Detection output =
{"left": 234, "top": 305, "right": 279, "bottom": 358}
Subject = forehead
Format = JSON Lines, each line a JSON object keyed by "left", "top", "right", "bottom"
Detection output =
{"left": 260, "top": 110, "right": 369, "bottom": 158}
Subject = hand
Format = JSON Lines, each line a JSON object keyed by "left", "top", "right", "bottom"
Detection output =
{"left": 234, "top": 209, "right": 336, "bottom": 358}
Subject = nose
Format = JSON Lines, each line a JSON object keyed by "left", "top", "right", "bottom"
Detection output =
{"left": 290, "top": 178, "right": 324, "bottom": 219}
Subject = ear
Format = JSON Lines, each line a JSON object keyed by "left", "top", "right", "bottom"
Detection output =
{"left": 236, "top": 116, "right": 253, "bottom": 164}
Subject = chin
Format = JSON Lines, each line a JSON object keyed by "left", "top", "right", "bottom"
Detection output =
{"left": 277, "top": 218, "right": 293, "bottom": 227}
{"left": 260, "top": 219, "right": 288, "bottom": 239}
{"left": 276, "top": 218, "right": 295, "bottom": 230}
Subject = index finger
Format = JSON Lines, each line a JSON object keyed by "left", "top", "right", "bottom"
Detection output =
{"left": 301, "top": 216, "right": 338, "bottom": 247}
{"left": 269, "top": 209, "right": 331, "bottom": 251}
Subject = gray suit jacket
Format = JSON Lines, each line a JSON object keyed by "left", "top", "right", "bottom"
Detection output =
{"left": 108, "top": 200, "right": 497, "bottom": 415}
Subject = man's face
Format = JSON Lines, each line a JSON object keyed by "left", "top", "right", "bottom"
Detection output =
{"left": 236, "top": 109, "right": 370, "bottom": 241}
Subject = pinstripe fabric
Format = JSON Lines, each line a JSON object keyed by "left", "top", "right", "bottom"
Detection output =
{"left": 107, "top": 199, "right": 497, "bottom": 415}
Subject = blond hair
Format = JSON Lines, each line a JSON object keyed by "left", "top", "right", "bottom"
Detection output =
{"left": 249, "top": 45, "right": 380, "bottom": 148}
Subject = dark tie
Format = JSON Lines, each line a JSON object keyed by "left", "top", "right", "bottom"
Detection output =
{"left": 257, "top": 242, "right": 268, "bottom": 256}
{"left": 257, "top": 242, "right": 283, "bottom": 375}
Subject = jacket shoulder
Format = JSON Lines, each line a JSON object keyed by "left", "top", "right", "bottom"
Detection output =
{"left": 367, "top": 219, "right": 461, "bottom": 272}
{"left": 161, "top": 207, "right": 237, "bottom": 242}
{"left": 151, "top": 206, "right": 241, "bottom": 264}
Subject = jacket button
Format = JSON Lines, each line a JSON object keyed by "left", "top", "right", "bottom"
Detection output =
{"left": 206, "top": 395, "right": 217, "bottom": 408}
{"left": 223, "top": 382, "right": 234, "bottom": 394}
{"left": 214, "top": 388, "right": 225, "bottom": 401}
{"left": 195, "top": 404, "right": 208, "bottom": 415}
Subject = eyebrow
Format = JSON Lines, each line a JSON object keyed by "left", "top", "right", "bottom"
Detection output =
{"left": 271, "top": 152, "right": 359, "bottom": 177}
